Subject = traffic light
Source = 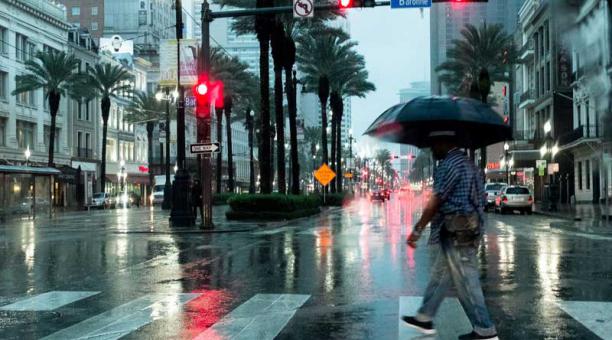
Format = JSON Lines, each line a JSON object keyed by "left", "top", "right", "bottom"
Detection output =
{"left": 338, "top": 0, "right": 375, "bottom": 9}
{"left": 194, "top": 77, "right": 211, "bottom": 118}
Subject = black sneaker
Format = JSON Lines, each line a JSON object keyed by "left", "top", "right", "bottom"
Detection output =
{"left": 401, "top": 316, "right": 436, "bottom": 335}
{"left": 458, "top": 331, "right": 499, "bottom": 340}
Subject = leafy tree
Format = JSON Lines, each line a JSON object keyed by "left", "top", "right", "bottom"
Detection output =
{"left": 12, "top": 50, "right": 84, "bottom": 166}
{"left": 124, "top": 91, "right": 169, "bottom": 191}
{"left": 78, "top": 63, "right": 133, "bottom": 192}
{"left": 436, "top": 23, "right": 516, "bottom": 96}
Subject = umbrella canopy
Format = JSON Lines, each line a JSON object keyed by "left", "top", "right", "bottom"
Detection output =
{"left": 364, "top": 96, "right": 512, "bottom": 148}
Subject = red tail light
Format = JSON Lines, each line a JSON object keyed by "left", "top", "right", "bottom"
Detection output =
{"left": 502, "top": 196, "right": 508, "bottom": 203}
{"left": 528, "top": 195, "right": 533, "bottom": 202}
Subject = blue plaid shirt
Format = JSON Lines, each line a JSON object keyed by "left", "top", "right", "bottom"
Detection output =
{"left": 428, "top": 148, "right": 485, "bottom": 245}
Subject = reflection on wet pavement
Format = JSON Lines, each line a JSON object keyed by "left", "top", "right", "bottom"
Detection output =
{"left": 0, "top": 192, "right": 609, "bottom": 339}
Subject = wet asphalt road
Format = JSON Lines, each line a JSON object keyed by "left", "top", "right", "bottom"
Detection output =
{"left": 0, "top": 193, "right": 611, "bottom": 340}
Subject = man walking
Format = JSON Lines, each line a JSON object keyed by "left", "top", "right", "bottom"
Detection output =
{"left": 402, "top": 132, "right": 498, "bottom": 340}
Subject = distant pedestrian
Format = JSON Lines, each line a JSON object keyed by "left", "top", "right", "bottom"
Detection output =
{"left": 402, "top": 132, "right": 498, "bottom": 340}
{"left": 191, "top": 179, "right": 203, "bottom": 223}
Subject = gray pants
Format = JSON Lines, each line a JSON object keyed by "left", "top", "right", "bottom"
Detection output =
{"left": 416, "top": 239, "right": 497, "bottom": 336}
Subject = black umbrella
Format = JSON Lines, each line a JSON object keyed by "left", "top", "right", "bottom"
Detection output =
{"left": 364, "top": 96, "right": 512, "bottom": 148}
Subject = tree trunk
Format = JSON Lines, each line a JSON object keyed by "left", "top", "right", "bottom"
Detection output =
{"left": 336, "top": 115, "right": 343, "bottom": 193}
{"left": 256, "top": 0, "right": 273, "bottom": 194}
{"left": 271, "top": 24, "right": 286, "bottom": 195}
{"left": 330, "top": 110, "right": 337, "bottom": 193}
{"left": 100, "top": 97, "right": 111, "bottom": 193}
{"left": 225, "top": 97, "right": 234, "bottom": 193}
{"left": 318, "top": 77, "right": 329, "bottom": 165}
{"left": 285, "top": 67, "right": 300, "bottom": 195}
{"left": 247, "top": 109, "right": 256, "bottom": 194}
{"left": 216, "top": 108, "right": 223, "bottom": 193}
{"left": 47, "top": 92, "right": 61, "bottom": 167}
{"left": 274, "top": 65, "right": 286, "bottom": 194}
{"left": 146, "top": 122, "right": 154, "bottom": 195}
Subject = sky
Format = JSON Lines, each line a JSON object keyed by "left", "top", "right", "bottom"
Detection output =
{"left": 347, "top": 7, "right": 430, "bottom": 156}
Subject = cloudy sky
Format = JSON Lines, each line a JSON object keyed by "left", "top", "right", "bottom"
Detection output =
{"left": 347, "top": 7, "right": 430, "bottom": 155}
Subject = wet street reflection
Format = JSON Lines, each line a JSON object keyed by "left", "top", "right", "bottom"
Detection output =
{"left": 0, "top": 195, "right": 610, "bottom": 339}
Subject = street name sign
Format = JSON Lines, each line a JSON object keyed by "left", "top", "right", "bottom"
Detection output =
{"left": 293, "top": 0, "right": 314, "bottom": 18}
{"left": 390, "top": 0, "right": 431, "bottom": 9}
{"left": 190, "top": 142, "right": 220, "bottom": 154}
{"left": 536, "top": 159, "right": 547, "bottom": 177}
{"left": 314, "top": 163, "right": 336, "bottom": 187}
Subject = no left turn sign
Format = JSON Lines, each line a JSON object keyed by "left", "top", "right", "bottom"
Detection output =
{"left": 293, "top": 0, "right": 314, "bottom": 18}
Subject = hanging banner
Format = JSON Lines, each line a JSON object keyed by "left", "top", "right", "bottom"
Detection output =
{"left": 159, "top": 39, "right": 199, "bottom": 86}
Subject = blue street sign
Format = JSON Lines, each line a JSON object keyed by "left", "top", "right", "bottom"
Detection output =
{"left": 390, "top": 0, "right": 431, "bottom": 8}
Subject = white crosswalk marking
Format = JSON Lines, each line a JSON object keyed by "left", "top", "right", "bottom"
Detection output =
{"left": 252, "top": 227, "right": 294, "bottom": 236}
{"left": 194, "top": 293, "right": 310, "bottom": 340}
{"left": 41, "top": 293, "right": 200, "bottom": 340}
{"left": 558, "top": 301, "right": 612, "bottom": 339}
{"left": 399, "top": 296, "right": 473, "bottom": 339}
{"left": 0, "top": 291, "right": 100, "bottom": 312}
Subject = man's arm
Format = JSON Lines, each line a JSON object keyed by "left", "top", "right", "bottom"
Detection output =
{"left": 407, "top": 194, "right": 442, "bottom": 248}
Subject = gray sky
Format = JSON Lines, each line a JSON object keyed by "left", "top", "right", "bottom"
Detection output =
{"left": 347, "top": 7, "right": 430, "bottom": 155}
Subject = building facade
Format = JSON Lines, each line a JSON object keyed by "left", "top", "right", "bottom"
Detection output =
{"left": 398, "top": 81, "right": 430, "bottom": 182}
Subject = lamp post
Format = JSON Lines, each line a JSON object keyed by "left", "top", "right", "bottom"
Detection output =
{"left": 25, "top": 146, "right": 31, "bottom": 167}
{"left": 348, "top": 130, "right": 354, "bottom": 193}
{"left": 156, "top": 88, "right": 174, "bottom": 210}
{"left": 541, "top": 120, "right": 558, "bottom": 211}
{"left": 247, "top": 110, "right": 255, "bottom": 194}
{"left": 504, "top": 142, "right": 510, "bottom": 184}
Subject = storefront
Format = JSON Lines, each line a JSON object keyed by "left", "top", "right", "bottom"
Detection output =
{"left": 0, "top": 165, "right": 60, "bottom": 220}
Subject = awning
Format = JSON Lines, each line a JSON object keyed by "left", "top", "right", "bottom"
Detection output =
{"left": 0, "top": 165, "right": 61, "bottom": 175}
{"left": 105, "top": 174, "right": 150, "bottom": 185}
{"left": 71, "top": 161, "right": 97, "bottom": 172}
{"left": 56, "top": 165, "right": 80, "bottom": 184}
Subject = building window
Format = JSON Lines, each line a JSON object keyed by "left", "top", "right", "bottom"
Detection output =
{"left": 85, "top": 100, "right": 91, "bottom": 121}
{"left": 0, "top": 26, "right": 7, "bottom": 55}
{"left": 16, "top": 120, "right": 35, "bottom": 149}
{"left": 16, "top": 88, "right": 36, "bottom": 107}
{"left": 72, "top": 7, "right": 80, "bottom": 16}
{"left": 578, "top": 161, "right": 583, "bottom": 190}
{"left": 91, "top": 22, "right": 98, "bottom": 31}
{"left": 544, "top": 21, "right": 549, "bottom": 54}
{"left": 77, "top": 131, "right": 82, "bottom": 150}
{"left": 586, "top": 160, "right": 591, "bottom": 190}
{"left": 0, "top": 118, "right": 5, "bottom": 146}
{"left": 546, "top": 62, "right": 551, "bottom": 92}
{"left": 0, "top": 71, "right": 6, "bottom": 100}
{"left": 91, "top": 6, "right": 98, "bottom": 16}
{"left": 44, "top": 126, "right": 60, "bottom": 151}
{"left": 85, "top": 133, "right": 91, "bottom": 151}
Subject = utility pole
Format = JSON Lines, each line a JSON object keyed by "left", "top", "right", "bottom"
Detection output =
{"left": 162, "top": 87, "right": 172, "bottom": 210}
{"left": 170, "top": 0, "right": 194, "bottom": 227}
{"left": 198, "top": 0, "right": 214, "bottom": 229}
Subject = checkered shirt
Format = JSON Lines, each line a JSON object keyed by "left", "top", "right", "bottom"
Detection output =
{"left": 428, "top": 148, "right": 485, "bottom": 245}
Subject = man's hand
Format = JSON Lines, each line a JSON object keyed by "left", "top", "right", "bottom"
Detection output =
{"left": 407, "top": 229, "right": 421, "bottom": 249}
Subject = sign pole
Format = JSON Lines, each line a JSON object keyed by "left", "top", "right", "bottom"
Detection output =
{"left": 200, "top": 0, "right": 214, "bottom": 229}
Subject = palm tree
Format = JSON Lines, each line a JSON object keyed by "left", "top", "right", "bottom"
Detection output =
{"left": 330, "top": 67, "right": 375, "bottom": 193}
{"left": 436, "top": 23, "right": 515, "bottom": 96}
{"left": 124, "top": 91, "right": 168, "bottom": 194}
{"left": 79, "top": 63, "right": 133, "bottom": 192}
{"left": 297, "top": 25, "right": 354, "bottom": 175}
{"left": 375, "top": 149, "right": 391, "bottom": 188}
{"left": 12, "top": 50, "right": 83, "bottom": 166}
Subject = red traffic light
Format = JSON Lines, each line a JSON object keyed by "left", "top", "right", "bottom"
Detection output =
{"left": 194, "top": 77, "right": 211, "bottom": 118}
{"left": 339, "top": 0, "right": 352, "bottom": 8}
{"left": 195, "top": 83, "right": 208, "bottom": 96}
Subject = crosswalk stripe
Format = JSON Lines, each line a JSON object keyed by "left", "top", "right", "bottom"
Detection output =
{"left": 252, "top": 227, "right": 294, "bottom": 236}
{"left": 41, "top": 293, "right": 200, "bottom": 340}
{"left": 194, "top": 293, "right": 310, "bottom": 340}
{"left": 0, "top": 291, "right": 100, "bottom": 312}
{"left": 558, "top": 301, "right": 612, "bottom": 339}
{"left": 399, "top": 296, "right": 472, "bottom": 339}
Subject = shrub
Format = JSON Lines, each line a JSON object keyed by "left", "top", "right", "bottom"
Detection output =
{"left": 225, "top": 208, "right": 320, "bottom": 221}
{"left": 227, "top": 194, "right": 320, "bottom": 212}
{"left": 312, "top": 192, "right": 355, "bottom": 206}
{"left": 213, "top": 193, "right": 236, "bottom": 205}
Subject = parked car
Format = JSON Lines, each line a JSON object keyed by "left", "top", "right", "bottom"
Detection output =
{"left": 495, "top": 185, "right": 533, "bottom": 215}
{"left": 370, "top": 190, "right": 386, "bottom": 202}
{"left": 91, "top": 193, "right": 111, "bottom": 209}
{"left": 151, "top": 184, "right": 165, "bottom": 205}
{"left": 484, "top": 183, "right": 506, "bottom": 211}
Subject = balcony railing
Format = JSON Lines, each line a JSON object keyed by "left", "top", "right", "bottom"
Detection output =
{"left": 75, "top": 148, "right": 93, "bottom": 159}
{"left": 519, "top": 40, "right": 534, "bottom": 60}
{"left": 519, "top": 90, "right": 535, "bottom": 104}
{"left": 558, "top": 125, "right": 601, "bottom": 146}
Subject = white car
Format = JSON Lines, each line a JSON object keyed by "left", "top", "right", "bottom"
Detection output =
{"left": 91, "top": 193, "right": 111, "bottom": 209}
{"left": 151, "top": 184, "right": 165, "bottom": 205}
{"left": 484, "top": 183, "right": 506, "bottom": 211}
{"left": 495, "top": 186, "right": 533, "bottom": 215}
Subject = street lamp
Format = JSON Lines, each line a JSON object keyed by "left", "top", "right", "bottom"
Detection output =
{"left": 24, "top": 146, "right": 31, "bottom": 166}
{"left": 542, "top": 120, "right": 557, "bottom": 211}
{"left": 503, "top": 142, "right": 510, "bottom": 184}
{"left": 248, "top": 110, "right": 255, "bottom": 194}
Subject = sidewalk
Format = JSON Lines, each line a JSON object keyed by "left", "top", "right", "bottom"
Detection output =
{"left": 534, "top": 202, "right": 612, "bottom": 236}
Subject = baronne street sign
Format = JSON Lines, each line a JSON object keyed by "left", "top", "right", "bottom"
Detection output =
{"left": 190, "top": 142, "right": 220, "bottom": 154}
{"left": 390, "top": 0, "right": 431, "bottom": 8}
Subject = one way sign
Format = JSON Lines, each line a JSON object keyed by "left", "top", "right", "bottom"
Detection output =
{"left": 190, "top": 142, "right": 220, "bottom": 154}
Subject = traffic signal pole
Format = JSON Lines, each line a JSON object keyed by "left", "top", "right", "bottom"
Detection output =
{"left": 200, "top": 0, "right": 214, "bottom": 229}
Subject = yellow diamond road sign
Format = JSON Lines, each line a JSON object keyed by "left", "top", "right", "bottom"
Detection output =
{"left": 314, "top": 163, "right": 336, "bottom": 187}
